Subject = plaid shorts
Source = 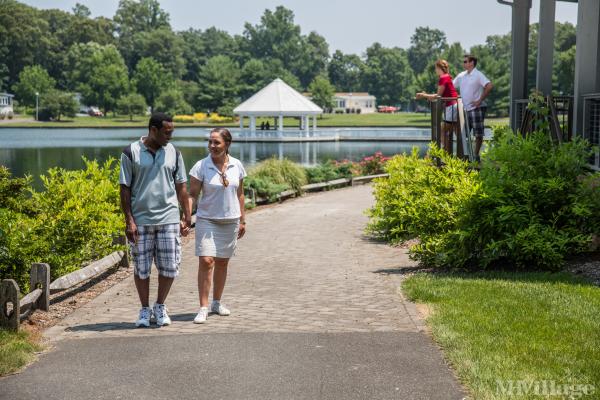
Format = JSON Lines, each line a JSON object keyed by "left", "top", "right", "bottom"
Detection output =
{"left": 467, "top": 106, "right": 487, "bottom": 137}
{"left": 130, "top": 223, "right": 181, "bottom": 279}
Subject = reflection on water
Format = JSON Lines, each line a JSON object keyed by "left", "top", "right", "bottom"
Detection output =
{"left": 0, "top": 128, "right": 429, "bottom": 186}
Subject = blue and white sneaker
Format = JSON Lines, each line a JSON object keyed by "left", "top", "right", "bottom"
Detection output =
{"left": 135, "top": 307, "right": 152, "bottom": 327}
{"left": 152, "top": 303, "right": 171, "bottom": 326}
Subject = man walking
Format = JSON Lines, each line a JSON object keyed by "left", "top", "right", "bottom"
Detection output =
{"left": 453, "top": 54, "right": 493, "bottom": 159}
{"left": 119, "top": 112, "right": 192, "bottom": 327}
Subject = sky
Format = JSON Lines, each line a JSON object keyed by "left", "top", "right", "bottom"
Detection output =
{"left": 21, "top": 0, "right": 579, "bottom": 55}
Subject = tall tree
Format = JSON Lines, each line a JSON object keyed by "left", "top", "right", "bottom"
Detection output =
{"left": 117, "top": 93, "right": 147, "bottom": 121}
{"left": 308, "top": 75, "right": 335, "bottom": 113}
{"left": 328, "top": 50, "right": 365, "bottom": 92}
{"left": 12, "top": 65, "right": 56, "bottom": 107}
{"left": 362, "top": 43, "right": 414, "bottom": 106}
{"left": 132, "top": 28, "right": 185, "bottom": 79}
{"left": 197, "top": 55, "right": 240, "bottom": 111}
{"left": 407, "top": 27, "right": 448, "bottom": 75}
{"left": 133, "top": 57, "right": 168, "bottom": 111}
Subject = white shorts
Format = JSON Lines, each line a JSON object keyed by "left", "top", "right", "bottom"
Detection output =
{"left": 444, "top": 104, "right": 458, "bottom": 122}
{"left": 195, "top": 218, "right": 239, "bottom": 258}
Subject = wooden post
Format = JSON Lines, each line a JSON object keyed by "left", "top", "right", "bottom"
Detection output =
{"left": 116, "top": 236, "right": 130, "bottom": 268}
{"left": 30, "top": 263, "right": 50, "bottom": 311}
{"left": 0, "top": 279, "right": 20, "bottom": 331}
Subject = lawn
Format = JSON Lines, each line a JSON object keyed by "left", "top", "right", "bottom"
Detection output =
{"left": 402, "top": 271, "right": 600, "bottom": 400}
{"left": 1, "top": 113, "right": 508, "bottom": 128}
{"left": 0, "top": 329, "right": 43, "bottom": 376}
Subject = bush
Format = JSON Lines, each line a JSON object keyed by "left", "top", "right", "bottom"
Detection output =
{"left": 368, "top": 131, "right": 600, "bottom": 271}
{"left": 305, "top": 161, "right": 341, "bottom": 183}
{"left": 244, "top": 175, "right": 288, "bottom": 203}
{"left": 0, "top": 159, "right": 124, "bottom": 290}
{"left": 249, "top": 158, "right": 307, "bottom": 193}
{"left": 359, "top": 152, "right": 389, "bottom": 175}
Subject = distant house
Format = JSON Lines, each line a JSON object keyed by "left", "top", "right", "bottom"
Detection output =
{"left": 333, "top": 92, "right": 376, "bottom": 114}
{"left": 0, "top": 92, "right": 14, "bottom": 118}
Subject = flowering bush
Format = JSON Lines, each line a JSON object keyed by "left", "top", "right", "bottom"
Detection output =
{"left": 208, "top": 113, "right": 234, "bottom": 123}
{"left": 173, "top": 115, "right": 194, "bottom": 123}
{"left": 193, "top": 112, "right": 207, "bottom": 121}
{"left": 359, "top": 152, "right": 390, "bottom": 175}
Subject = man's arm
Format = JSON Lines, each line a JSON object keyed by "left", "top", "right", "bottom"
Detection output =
{"left": 474, "top": 82, "right": 493, "bottom": 108}
{"left": 176, "top": 182, "right": 192, "bottom": 236}
{"left": 120, "top": 184, "right": 138, "bottom": 243}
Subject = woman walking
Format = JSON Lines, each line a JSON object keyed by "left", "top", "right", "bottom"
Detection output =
{"left": 416, "top": 59, "right": 459, "bottom": 154}
{"left": 188, "top": 128, "right": 246, "bottom": 324}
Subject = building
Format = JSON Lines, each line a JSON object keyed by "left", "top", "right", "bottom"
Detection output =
{"left": 0, "top": 92, "right": 14, "bottom": 118}
{"left": 332, "top": 93, "right": 376, "bottom": 114}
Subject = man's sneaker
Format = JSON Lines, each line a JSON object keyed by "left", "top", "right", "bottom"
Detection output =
{"left": 194, "top": 307, "right": 208, "bottom": 324}
{"left": 211, "top": 301, "right": 231, "bottom": 316}
{"left": 135, "top": 307, "right": 152, "bottom": 327}
{"left": 153, "top": 303, "right": 171, "bottom": 326}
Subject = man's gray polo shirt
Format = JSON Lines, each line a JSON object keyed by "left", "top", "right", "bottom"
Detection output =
{"left": 119, "top": 137, "right": 187, "bottom": 226}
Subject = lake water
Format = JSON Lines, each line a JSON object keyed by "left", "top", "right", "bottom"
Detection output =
{"left": 0, "top": 127, "right": 433, "bottom": 185}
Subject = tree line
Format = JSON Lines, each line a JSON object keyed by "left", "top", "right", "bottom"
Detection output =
{"left": 0, "top": 0, "right": 576, "bottom": 118}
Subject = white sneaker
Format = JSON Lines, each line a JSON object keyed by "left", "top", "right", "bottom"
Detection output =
{"left": 194, "top": 307, "right": 208, "bottom": 324}
{"left": 211, "top": 300, "right": 231, "bottom": 316}
{"left": 153, "top": 303, "right": 171, "bottom": 326}
{"left": 135, "top": 307, "right": 152, "bottom": 327}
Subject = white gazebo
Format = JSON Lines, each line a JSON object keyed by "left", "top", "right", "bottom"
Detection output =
{"left": 234, "top": 78, "right": 323, "bottom": 138}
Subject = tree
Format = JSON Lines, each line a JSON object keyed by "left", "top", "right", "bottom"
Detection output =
{"left": 72, "top": 3, "right": 91, "bottom": 18}
{"left": 197, "top": 55, "right": 240, "bottom": 111}
{"left": 38, "top": 89, "right": 77, "bottom": 121}
{"left": 408, "top": 27, "right": 448, "bottom": 75}
{"left": 308, "top": 75, "right": 335, "bottom": 113}
{"left": 362, "top": 43, "right": 414, "bottom": 106}
{"left": 328, "top": 50, "right": 365, "bottom": 92}
{"left": 117, "top": 93, "right": 147, "bottom": 121}
{"left": 131, "top": 28, "right": 185, "bottom": 79}
{"left": 133, "top": 57, "right": 168, "bottom": 111}
{"left": 12, "top": 65, "right": 55, "bottom": 107}
{"left": 70, "top": 44, "right": 129, "bottom": 115}
{"left": 154, "top": 89, "right": 192, "bottom": 115}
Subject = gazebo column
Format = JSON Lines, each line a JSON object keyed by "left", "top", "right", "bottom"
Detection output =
{"left": 239, "top": 115, "right": 244, "bottom": 130}
{"left": 278, "top": 115, "right": 283, "bottom": 138}
{"left": 536, "top": 0, "right": 556, "bottom": 95}
{"left": 304, "top": 115, "right": 310, "bottom": 137}
{"left": 250, "top": 116, "right": 256, "bottom": 137}
{"left": 573, "top": 0, "right": 600, "bottom": 135}
{"left": 312, "top": 115, "right": 317, "bottom": 134}
{"left": 505, "top": 0, "right": 531, "bottom": 131}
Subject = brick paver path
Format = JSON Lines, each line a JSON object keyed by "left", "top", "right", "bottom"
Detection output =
{"left": 45, "top": 184, "right": 423, "bottom": 340}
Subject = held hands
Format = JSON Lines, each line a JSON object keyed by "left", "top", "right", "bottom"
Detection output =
{"left": 180, "top": 218, "right": 192, "bottom": 237}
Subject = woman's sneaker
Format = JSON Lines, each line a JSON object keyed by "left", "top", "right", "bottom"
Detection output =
{"left": 194, "top": 307, "right": 209, "bottom": 324}
{"left": 152, "top": 303, "right": 171, "bottom": 326}
{"left": 135, "top": 307, "right": 152, "bottom": 327}
{"left": 211, "top": 300, "right": 231, "bottom": 316}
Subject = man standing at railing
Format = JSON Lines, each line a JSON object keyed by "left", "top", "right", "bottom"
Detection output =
{"left": 119, "top": 112, "right": 192, "bottom": 328}
{"left": 454, "top": 54, "right": 493, "bottom": 160}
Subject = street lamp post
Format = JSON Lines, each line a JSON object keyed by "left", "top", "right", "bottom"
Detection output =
{"left": 35, "top": 92, "right": 39, "bottom": 121}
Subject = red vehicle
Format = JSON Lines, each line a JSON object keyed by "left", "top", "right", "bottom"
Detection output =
{"left": 88, "top": 107, "right": 103, "bottom": 117}
{"left": 377, "top": 105, "right": 398, "bottom": 113}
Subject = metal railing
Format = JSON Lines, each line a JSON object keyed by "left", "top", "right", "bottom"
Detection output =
{"left": 514, "top": 96, "right": 574, "bottom": 141}
{"left": 429, "top": 97, "right": 474, "bottom": 160}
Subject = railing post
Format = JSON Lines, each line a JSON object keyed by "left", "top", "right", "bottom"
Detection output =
{"left": 0, "top": 279, "right": 20, "bottom": 331}
{"left": 114, "top": 236, "right": 130, "bottom": 268}
{"left": 30, "top": 263, "right": 50, "bottom": 311}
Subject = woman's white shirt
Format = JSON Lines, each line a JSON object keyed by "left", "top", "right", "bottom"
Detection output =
{"left": 189, "top": 155, "right": 246, "bottom": 220}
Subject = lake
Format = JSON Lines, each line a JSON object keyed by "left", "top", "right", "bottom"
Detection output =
{"left": 0, "top": 127, "right": 436, "bottom": 185}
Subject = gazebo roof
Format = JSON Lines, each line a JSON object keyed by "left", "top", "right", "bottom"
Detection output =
{"left": 234, "top": 78, "right": 323, "bottom": 116}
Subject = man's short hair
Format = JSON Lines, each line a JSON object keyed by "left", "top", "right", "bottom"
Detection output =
{"left": 149, "top": 112, "right": 173, "bottom": 131}
{"left": 464, "top": 54, "right": 478, "bottom": 67}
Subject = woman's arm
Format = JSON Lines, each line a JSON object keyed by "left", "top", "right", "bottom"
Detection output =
{"left": 237, "top": 178, "right": 246, "bottom": 239}
{"left": 416, "top": 85, "right": 445, "bottom": 101}
{"left": 189, "top": 176, "right": 202, "bottom": 219}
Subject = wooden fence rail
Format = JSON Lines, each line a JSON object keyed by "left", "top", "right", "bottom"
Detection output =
{"left": 1, "top": 246, "right": 128, "bottom": 332}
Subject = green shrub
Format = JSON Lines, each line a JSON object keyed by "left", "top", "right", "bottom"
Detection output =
{"left": 249, "top": 158, "right": 307, "bottom": 193}
{"left": 305, "top": 161, "right": 340, "bottom": 183}
{"left": 244, "top": 175, "right": 288, "bottom": 203}
{"left": 0, "top": 159, "right": 124, "bottom": 290}
{"left": 367, "top": 145, "right": 479, "bottom": 246}
{"left": 368, "top": 130, "right": 600, "bottom": 271}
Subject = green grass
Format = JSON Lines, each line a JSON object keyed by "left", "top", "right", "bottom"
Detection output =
{"left": 402, "top": 271, "right": 600, "bottom": 400}
{"left": 0, "top": 329, "right": 43, "bottom": 376}
{"left": 2, "top": 113, "right": 508, "bottom": 128}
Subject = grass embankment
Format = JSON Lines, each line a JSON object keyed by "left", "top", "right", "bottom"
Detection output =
{"left": 0, "top": 329, "right": 43, "bottom": 376}
{"left": 1, "top": 113, "right": 509, "bottom": 128}
{"left": 403, "top": 271, "right": 600, "bottom": 399}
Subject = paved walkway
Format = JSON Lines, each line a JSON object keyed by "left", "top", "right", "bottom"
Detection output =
{"left": 2, "top": 185, "right": 464, "bottom": 399}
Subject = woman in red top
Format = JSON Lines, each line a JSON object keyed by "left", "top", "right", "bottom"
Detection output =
{"left": 416, "top": 59, "right": 459, "bottom": 154}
